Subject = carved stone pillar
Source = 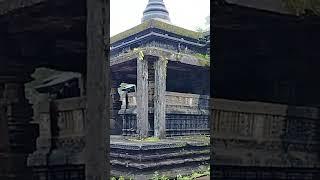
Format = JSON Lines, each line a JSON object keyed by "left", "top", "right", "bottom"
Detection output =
{"left": 154, "top": 57, "right": 167, "bottom": 138}
{"left": 27, "top": 95, "right": 51, "bottom": 167}
{"left": 0, "top": 62, "right": 38, "bottom": 180}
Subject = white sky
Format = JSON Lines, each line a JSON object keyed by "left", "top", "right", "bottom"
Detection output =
{"left": 110, "top": 0, "right": 210, "bottom": 37}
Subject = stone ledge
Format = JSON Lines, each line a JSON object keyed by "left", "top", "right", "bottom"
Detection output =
{"left": 110, "top": 149, "right": 210, "bottom": 161}
{"left": 111, "top": 156, "right": 209, "bottom": 170}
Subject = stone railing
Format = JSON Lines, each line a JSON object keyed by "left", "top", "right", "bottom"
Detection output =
{"left": 125, "top": 91, "right": 209, "bottom": 114}
{"left": 120, "top": 92, "right": 210, "bottom": 136}
{"left": 53, "top": 97, "right": 86, "bottom": 138}
{"left": 211, "top": 98, "right": 320, "bottom": 168}
{"left": 29, "top": 97, "right": 86, "bottom": 167}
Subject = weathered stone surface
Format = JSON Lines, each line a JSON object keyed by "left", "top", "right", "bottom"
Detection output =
{"left": 211, "top": 98, "right": 320, "bottom": 178}
{"left": 85, "top": 0, "right": 109, "bottom": 179}
{"left": 154, "top": 57, "right": 167, "bottom": 138}
{"left": 136, "top": 57, "right": 149, "bottom": 138}
{"left": 111, "top": 48, "right": 209, "bottom": 67}
{"left": 120, "top": 91, "right": 210, "bottom": 136}
{"left": 110, "top": 136, "right": 210, "bottom": 179}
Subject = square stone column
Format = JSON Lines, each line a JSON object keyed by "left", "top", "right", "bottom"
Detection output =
{"left": 136, "top": 56, "right": 149, "bottom": 138}
{"left": 154, "top": 57, "right": 167, "bottom": 138}
{"left": 85, "top": 0, "right": 109, "bottom": 179}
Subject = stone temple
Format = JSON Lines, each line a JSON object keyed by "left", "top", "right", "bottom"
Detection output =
{"left": 27, "top": 0, "right": 211, "bottom": 179}
{"left": 2, "top": 0, "right": 318, "bottom": 179}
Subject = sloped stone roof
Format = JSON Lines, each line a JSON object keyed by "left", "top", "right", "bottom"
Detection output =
{"left": 110, "top": 19, "right": 203, "bottom": 44}
{"left": 35, "top": 72, "right": 81, "bottom": 90}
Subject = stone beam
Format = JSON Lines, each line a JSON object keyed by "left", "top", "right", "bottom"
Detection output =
{"left": 136, "top": 57, "right": 149, "bottom": 138}
{"left": 85, "top": 0, "right": 109, "bottom": 180}
{"left": 154, "top": 57, "right": 167, "bottom": 138}
{"left": 110, "top": 47, "right": 210, "bottom": 67}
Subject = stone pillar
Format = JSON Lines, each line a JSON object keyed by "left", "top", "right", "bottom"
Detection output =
{"left": 27, "top": 95, "right": 52, "bottom": 167}
{"left": 154, "top": 57, "right": 167, "bottom": 138}
{"left": 111, "top": 81, "right": 122, "bottom": 135}
{"left": 85, "top": 0, "right": 109, "bottom": 179}
{"left": 0, "top": 62, "right": 38, "bottom": 180}
{"left": 136, "top": 56, "right": 149, "bottom": 138}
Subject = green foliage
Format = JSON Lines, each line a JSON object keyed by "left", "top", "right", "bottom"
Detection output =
{"left": 114, "top": 176, "right": 134, "bottom": 180}
{"left": 194, "top": 53, "right": 210, "bottom": 61}
{"left": 151, "top": 165, "right": 210, "bottom": 180}
{"left": 175, "top": 52, "right": 183, "bottom": 61}
{"left": 152, "top": 171, "right": 170, "bottom": 180}
{"left": 138, "top": 50, "right": 144, "bottom": 61}
{"left": 134, "top": 48, "right": 145, "bottom": 61}
{"left": 193, "top": 53, "right": 210, "bottom": 67}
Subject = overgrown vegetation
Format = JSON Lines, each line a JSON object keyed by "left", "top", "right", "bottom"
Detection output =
{"left": 193, "top": 53, "right": 210, "bottom": 67}
{"left": 111, "top": 176, "right": 133, "bottom": 180}
{"left": 194, "top": 53, "right": 210, "bottom": 61}
{"left": 152, "top": 166, "right": 210, "bottom": 180}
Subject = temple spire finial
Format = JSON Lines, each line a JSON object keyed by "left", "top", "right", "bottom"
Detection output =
{"left": 142, "top": 0, "right": 171, "bottom": 23}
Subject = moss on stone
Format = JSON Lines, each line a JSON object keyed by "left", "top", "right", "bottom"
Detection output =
{"left": 110, "top": 19, "right": 203, "bottom": 44}
{"left": 174, "top": 135, "right": 210, "bottom": 144}
{"left": 151, "top": 19, "right": 203, "bottom": 39}
{"left": 128, "top": 136, "right": 161, "bottom": 142}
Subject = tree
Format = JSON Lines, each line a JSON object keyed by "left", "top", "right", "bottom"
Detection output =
{"left": 195, "top": 15, "right": 210, "bottom": 32}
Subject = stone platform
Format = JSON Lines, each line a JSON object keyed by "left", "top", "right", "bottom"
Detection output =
{"left": 110, "top": 135, "right": 210, "bottom": 179}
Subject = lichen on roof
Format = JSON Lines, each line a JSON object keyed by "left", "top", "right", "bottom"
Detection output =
{"left": 110, "top": 19, "right": 203, "bottom": 44}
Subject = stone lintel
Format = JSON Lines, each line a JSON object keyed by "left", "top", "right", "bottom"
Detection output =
{"left": 111, "top": 47, "right": 210, "bottom": 67}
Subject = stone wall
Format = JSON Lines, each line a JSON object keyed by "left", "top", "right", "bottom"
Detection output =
{"left": 211, "top": 98, "right": 320, "bottom": 168}
{"left": 119, "top": 91, "right": 210, "bottom": 136}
